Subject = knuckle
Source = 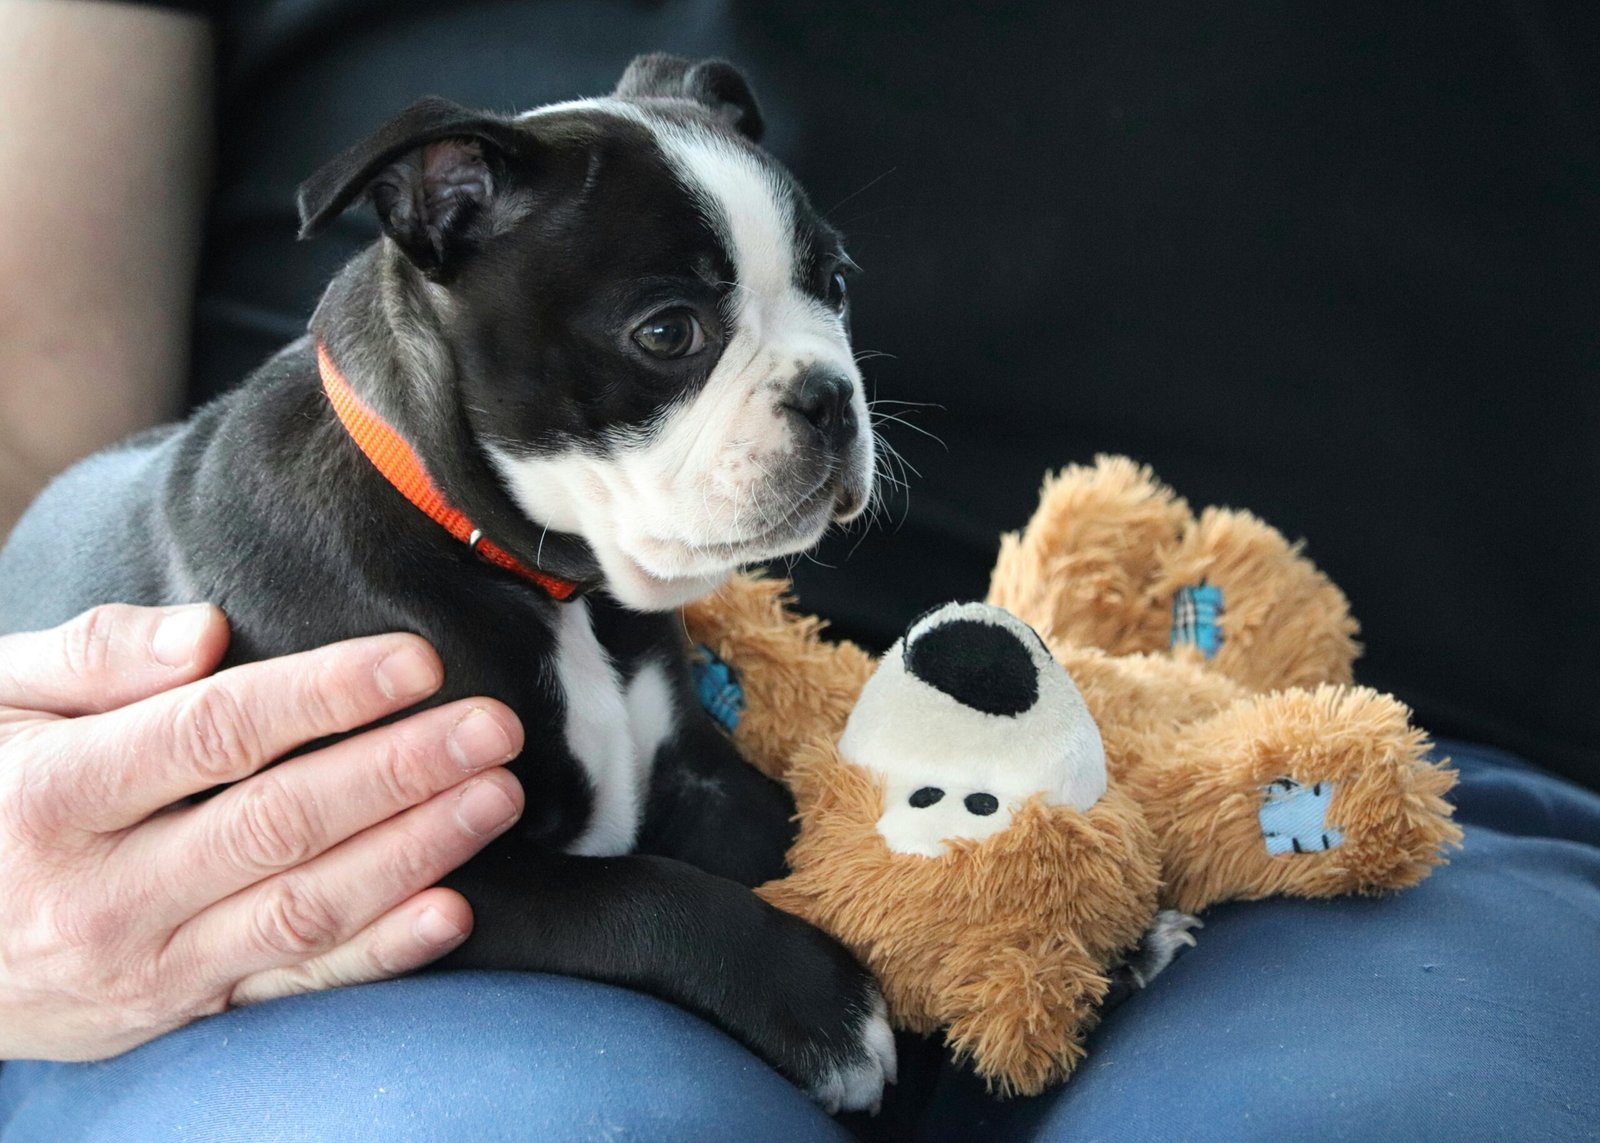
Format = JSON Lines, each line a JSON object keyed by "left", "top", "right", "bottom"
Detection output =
{"left": 173, "top": 684, "right": 261, "bottom": 781}
{"left": 60, "top": 604, "right": 131, "bottom": 682}
{"left": 99, "top": 963, "right": 167, "bottom": 1016}
{"left": 44, "top": 897, "right": 124, "bottom": 963}
{"left": 378, "top": 828, "right": 441, "bottom": 891}
{"left": 12, "top": 895, "right": 188, "bottom": 1023}
{"left": 233, "top": 962, "right": 324, "bottom": 1007}
{"left": 361, "top": 927, "right": 410, "bottom": 980}
{"left": 368, "top": 728, "right": 444, "bottom": 809}
{"left": 252, "top": 878, "right": 343, "bottom": 959}
{"left": 228, "top": 779, "right": 318, "bottom": 873}
{"left": 293, "top": 660, "right": 351, "bottom": 733}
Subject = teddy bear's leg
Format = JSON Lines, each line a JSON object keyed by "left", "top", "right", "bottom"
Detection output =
{"left": 1127, "top": 685, "right": 1460, "bottom": 915}
{"left": 939, "top": 939, "right": 1109, "bottom": 1099}
{"left": 682, "top": 571, "right": 876, "bottom": 782}
{"left": 1151, "top": 506, "right": 1361, "bottom": 692}
{"left": 987, "top": 455, "right": 1192, "bottom": 654}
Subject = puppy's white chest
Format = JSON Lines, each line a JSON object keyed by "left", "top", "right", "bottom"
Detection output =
{"left": 552, "top": 599, "right": 675, "bottom": 856}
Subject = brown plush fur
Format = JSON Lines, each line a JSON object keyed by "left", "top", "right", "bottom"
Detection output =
{"left": 681, "top": 455, "right": 1460, "bottom": 1096}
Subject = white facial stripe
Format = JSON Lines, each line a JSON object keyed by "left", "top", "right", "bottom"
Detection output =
{"left": 489, "top": 100, "right": 873, "bottom": 611}
{"left": 518, "top": 98, "right": 802, "bottom": 300}
{"left": 650, "top": 124, "right": 799, "bottom": 300}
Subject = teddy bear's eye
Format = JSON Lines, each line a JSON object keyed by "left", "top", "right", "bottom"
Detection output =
{"left": 909, "top": 786, "right": 945, "bottom": 808}
{"left": 964, "top": 793, "right": 999, "bottom": 816}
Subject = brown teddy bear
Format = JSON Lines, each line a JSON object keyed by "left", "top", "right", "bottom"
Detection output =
{"left": 682, "top": 455, "right": 1460, "bottom": 1097}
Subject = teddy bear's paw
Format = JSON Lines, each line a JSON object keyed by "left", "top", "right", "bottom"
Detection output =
{"left": 805, "top": 991, "right": 898, "bottom": 1115}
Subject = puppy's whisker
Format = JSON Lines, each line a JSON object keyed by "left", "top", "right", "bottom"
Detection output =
{"left": 874, "top": 432, "right": 922, "bottom": 481}
{"left": 871, "top": 411, "right": 947, "bottom": 451}
{"left": 821, "top": 165, "right": 898, "bottom": 219}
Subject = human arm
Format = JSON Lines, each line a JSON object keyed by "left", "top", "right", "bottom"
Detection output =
{"left": 0, "top": 0, "right": 211, "bottom": 535}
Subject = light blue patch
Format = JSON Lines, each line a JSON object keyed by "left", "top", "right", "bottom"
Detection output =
{"left": 1171, "top": 581, "right": 1225, "bottom": 658}
{"left": 1260, "top": 777, "right": 1345, "bottom": 855}
{"left": 691, "top": 644, "right": 745, "bottom": 733}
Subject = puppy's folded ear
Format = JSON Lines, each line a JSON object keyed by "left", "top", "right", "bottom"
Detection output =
{"left": 615, "top": 54, "right": 764, "bottom": 143}
{"left": 297, "top": 97, "right": 531, "bottom": 274}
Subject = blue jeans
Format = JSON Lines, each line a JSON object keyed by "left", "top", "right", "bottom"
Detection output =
{"left": 4, "top": 741, "right": 1598, "bottom": 1143}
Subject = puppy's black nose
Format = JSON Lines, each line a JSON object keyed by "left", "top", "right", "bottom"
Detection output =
{"left": 784, "top": 369, "right": 856, "bottom": 451}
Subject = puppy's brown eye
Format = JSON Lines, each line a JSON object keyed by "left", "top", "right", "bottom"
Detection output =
{"left": 633, "top": 310, "right": 706, "bottom": 359}
{"left": 826, "top": 270, "right": 848, "bottom": 312}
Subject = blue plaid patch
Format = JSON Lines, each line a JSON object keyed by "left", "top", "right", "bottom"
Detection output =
{"left": 1259, "top": 777, "right": 1345, "bottom": 854}
{"left": 1171, "top": 581, "right": 1225, "bottom": 658}
{"left": 691, "top": 644, "right": 745, "bottom": 732}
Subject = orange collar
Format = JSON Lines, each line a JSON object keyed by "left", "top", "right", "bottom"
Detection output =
{"left": 317, "top": 342, "right": 579, "bottom": 601}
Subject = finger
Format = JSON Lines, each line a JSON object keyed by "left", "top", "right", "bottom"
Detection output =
{"left": 0, "top": 602, "right": 228, "bottom": 716}
{"left": 32, "top": 632, "right": 447, "bottom": 836}
{"left": 173, "top": 768, "right": 522, "bottom": 988}
{"left": 227, "top": 887, "right": 473, "bottom": 1007}
{"left": 127, "top": 698, "right": 522, "bottom": 922}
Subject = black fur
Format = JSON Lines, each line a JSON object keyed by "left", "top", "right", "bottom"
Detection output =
{"left": 614, "top": 53, "right": 766, "bottom": 143}
{"left": 297, "top": 96, "right": 535, "bottom": 275}
{"left": 0, "top": 60, "right": 883, "bottom": 1104}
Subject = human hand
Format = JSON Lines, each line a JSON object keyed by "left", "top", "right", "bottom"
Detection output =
{"left": 0, "top": 603, "right": 525, "bottom": 1061}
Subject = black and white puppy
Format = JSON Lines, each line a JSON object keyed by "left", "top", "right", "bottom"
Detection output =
{"left": 0, "top": 55, "right": 892, "bottom": 1111}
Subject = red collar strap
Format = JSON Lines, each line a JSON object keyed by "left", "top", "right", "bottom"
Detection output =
{"left": 317, "top": 342, "right": 579, "bottom": 601}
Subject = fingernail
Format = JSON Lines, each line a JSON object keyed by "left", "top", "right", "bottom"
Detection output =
{"left": 456, "top": 777, "right": 520, "bottom": 837}
{"left": 447, "top": 708, "right": 514, "bottom": 771}
{"left": 414, "top": 906, "right": 466, "bottom": 947}
{"left": 153, "top": 604, "right": 212, "bottom": 667}
{"left": 375, "top": 645, "right": 441, "bottom": 701}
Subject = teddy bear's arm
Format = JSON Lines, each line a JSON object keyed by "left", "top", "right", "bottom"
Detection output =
{"left": 987, "top": 455, "right": 1360, "bottom": 693}
{"left": 988, "top": 456, "right": 1191, "bottom": 654}
{"left": 1124, "top": 685, "right": 1460, "bottom": 914}
{"left": 681, "top": 571, "right": 875, "bottom": 781}
{"left": 1147, "top": 506, "right": 1361, "bottom": 692}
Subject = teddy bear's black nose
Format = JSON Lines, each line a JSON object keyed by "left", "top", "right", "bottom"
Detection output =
{"left": 904, "top": 617, "right": 1039, "bottom": 716}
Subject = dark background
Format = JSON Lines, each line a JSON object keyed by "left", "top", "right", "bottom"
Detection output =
{"left": 182, "top": 0, "right": 1599, "bottom": 787}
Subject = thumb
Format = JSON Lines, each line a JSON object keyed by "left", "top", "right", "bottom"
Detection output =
{"left": 0, "top": 603, "right": 229, "bottom": 716}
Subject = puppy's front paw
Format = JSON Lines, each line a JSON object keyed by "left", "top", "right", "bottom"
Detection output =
{"left": 804, "top": 990, "right": 897, "bottom": 1115}
{"left": 1125, "top": 908, "right": 1202, "bottom": 987}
